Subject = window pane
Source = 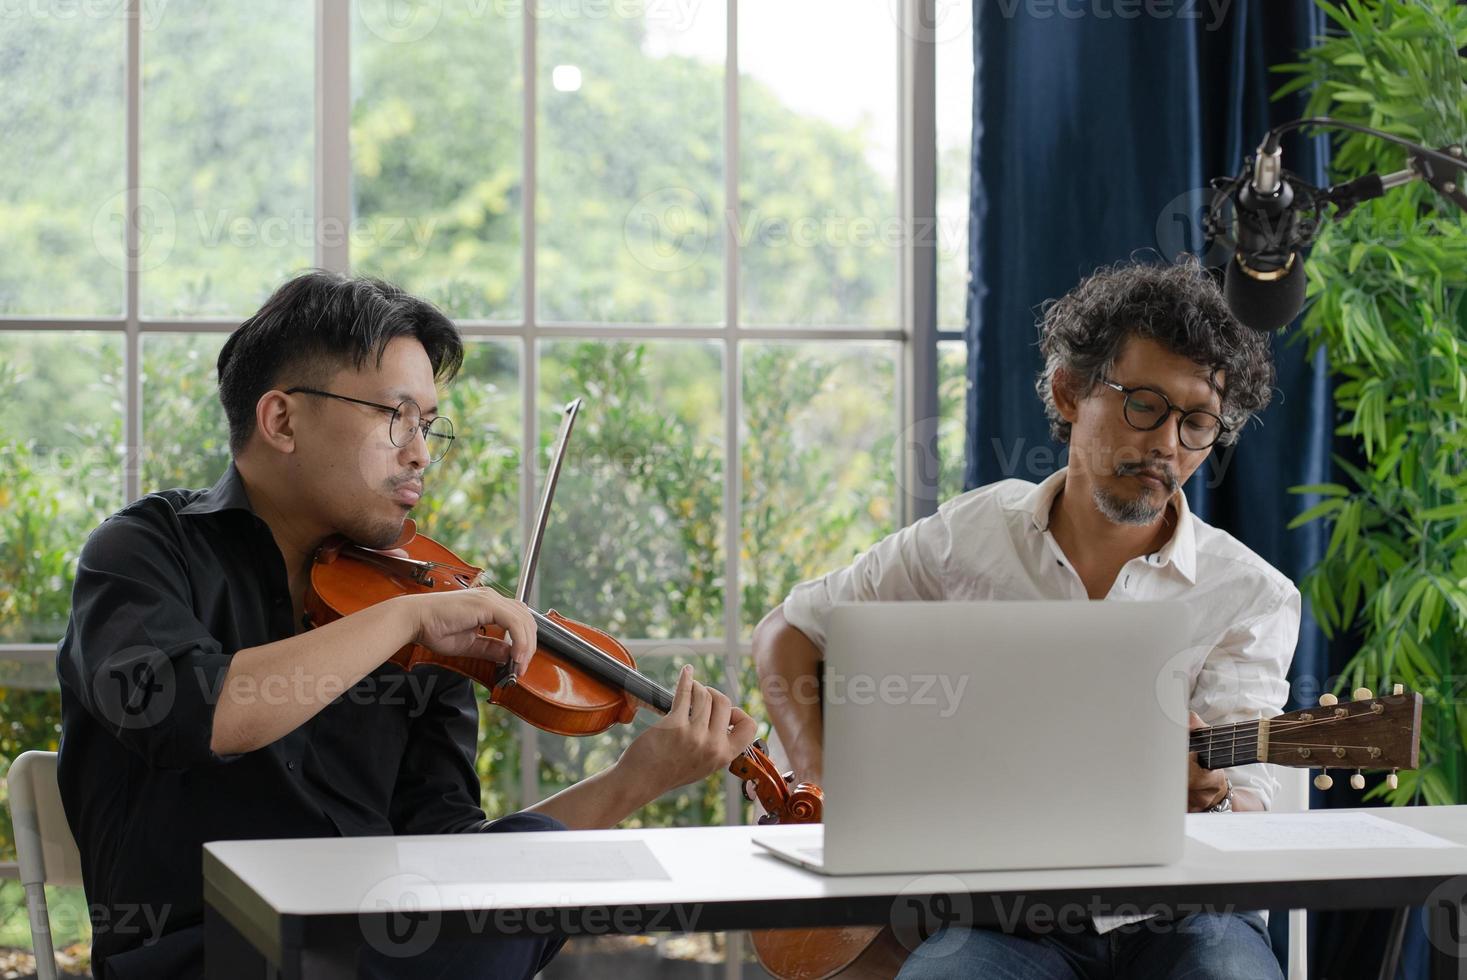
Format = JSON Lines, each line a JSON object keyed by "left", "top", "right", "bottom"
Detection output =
{"left": 142, "top": 334, "right": 230, "bottom": 493}
{"left": 936, "top": 0, "right": 973, "bottom": 330}
{"left": 538, "top": 2, "right": 725, "bottom": 324}
{"left": 352, "top": 0, "right": 523, "bottom": 320}
{"left": 143, "top": 3, "right": 313, "bottom": 316}
{"left": 738, "top": 0, "right": 897, "bottom": 326}
{"left": 535, "top": 340, "right": 723, "bottom": 637}
{"left": 0, "top": 11, "right": 123, "bottom": 314}
{"left": 0, "top": 333, "right": 123, "bottom": 644}
{"left": 741, "top": 342, "right": 899, "bottom": 632}
{"left": 938, "top": 339, "right": 967, "bottom": 501}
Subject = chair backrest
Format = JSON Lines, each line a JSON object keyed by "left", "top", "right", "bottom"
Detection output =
{"left": 1270, "top": 765, "right": 1310, "bottom": 980}
{"left": 1272, "top": 763, "right": 1311, "bottom": 814}
{"left": 8, "top": 751, "right": 83, "bottom": 889}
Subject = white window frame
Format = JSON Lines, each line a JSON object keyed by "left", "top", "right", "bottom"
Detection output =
{"left": 0, "top": 2, "right": 956, "bottom": 928}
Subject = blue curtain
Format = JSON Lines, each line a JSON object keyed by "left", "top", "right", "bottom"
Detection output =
{"left": 963, "top": 1, "right": 1424, "bottom": 975}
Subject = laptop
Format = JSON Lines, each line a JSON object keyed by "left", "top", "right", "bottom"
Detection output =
{"left": 753, "top": 600, "right": 1196, "bottom": 875}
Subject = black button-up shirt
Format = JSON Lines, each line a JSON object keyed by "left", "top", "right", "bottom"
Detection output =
{"left": 56, "top": 463, "right": 499, "bottom": 976}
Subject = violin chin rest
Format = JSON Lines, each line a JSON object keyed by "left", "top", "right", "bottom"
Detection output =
{"left": 389, "top": 519, "right": 418, "bottom": 549}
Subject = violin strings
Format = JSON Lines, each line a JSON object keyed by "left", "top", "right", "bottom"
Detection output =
{"left": 529, "top": 611, "right": 675, "bottom": 711}
{"left": 360, "top": 550, "right": 769, "bottom": 750}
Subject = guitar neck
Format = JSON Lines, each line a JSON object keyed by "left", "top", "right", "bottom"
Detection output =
{"left": 1190, "top": 719, "right": 1264, "bottom": 769}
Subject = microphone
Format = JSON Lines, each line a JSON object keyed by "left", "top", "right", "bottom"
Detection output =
{"left": 1206, "top": 118, "right": 1467, "bottom": 334}
{"left": 1221, "top": 137, "right": 1309, "bottom": 333}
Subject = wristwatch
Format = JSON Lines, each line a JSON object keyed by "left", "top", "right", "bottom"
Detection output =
{"left": 1207, "top": 776, "right": 1234, "bottom": 813}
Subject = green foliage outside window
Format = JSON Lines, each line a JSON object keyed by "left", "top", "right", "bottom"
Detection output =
{"left": 0, "top": 13, "right": 969, "bottom": 970}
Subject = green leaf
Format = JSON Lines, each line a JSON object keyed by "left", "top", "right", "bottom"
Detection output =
{"left": 1349, "top": 242, "right": 1369, "bottom": 274}
{"left": 1290, "top": 483, "right": 1352, "bottom": 497}
{"left": 1288, "top": 497, "right": 1345, "bottom": 530}
{"left": 1420, "top": 502, "right": 1467, "bottom": 522}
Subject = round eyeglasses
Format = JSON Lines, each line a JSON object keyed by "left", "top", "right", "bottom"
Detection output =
{"left": 284, "top": 387, "right": 456, "bottom": 462}
{"left": 1098, "top": 379, "right": 1229, "bottom": 451}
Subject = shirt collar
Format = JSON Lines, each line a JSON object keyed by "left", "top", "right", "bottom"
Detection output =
{"left": 177, "top": 461, "right": 258, "bottom": 517}
{"left": 1020, "top": 466, "right": 1197, "bottom": 584}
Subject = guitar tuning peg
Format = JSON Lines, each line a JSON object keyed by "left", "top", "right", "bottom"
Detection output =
{"left": 1318, "top": 693, "right": 1338, "bottom": 707}
{"left": 1352, "top": 687, "right": 1373, "bottom": 701}
{"left": 1350, "top": 771, "right": 1365, "bottom": 790}
{"left": 1392, "top": 683, "right": 1404, "bottom": 695}
{"left": 1387, "top": 770, "right": 1399, "bottom": 791}
{"left": 1314, "top": 771, "right": 1333, "bottom": 791}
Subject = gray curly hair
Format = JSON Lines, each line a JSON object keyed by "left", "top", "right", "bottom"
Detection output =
{"left": 1035, "top": 256, "right": 1274, "bottom": 447}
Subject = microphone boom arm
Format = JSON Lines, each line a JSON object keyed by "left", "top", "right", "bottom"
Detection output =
{"left": 1206, "top": 118, "right": 1466, "bottom": 267}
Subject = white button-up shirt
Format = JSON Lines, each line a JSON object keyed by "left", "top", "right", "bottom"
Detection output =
{"left": 782, "top": 469, "right": 1300, "bottom": 932}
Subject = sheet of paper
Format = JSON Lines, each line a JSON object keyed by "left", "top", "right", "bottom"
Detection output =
{"left": 1186, "top": 811, "right": 1459, "bottom": 852}
{"left": 396, "top": 839, "right": 671, "bottom": 883}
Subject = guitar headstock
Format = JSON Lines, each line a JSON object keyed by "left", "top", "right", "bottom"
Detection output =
{"left": 1263, "top": 684, "right": 1422, "bottom": 790}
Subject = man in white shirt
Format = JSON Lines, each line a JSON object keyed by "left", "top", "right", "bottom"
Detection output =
{"left": 752, "top": 257, "right": 1298, "bottom": 980}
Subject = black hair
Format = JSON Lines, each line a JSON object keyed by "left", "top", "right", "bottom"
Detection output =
{"left": 216, "top": 271, "right": 464, "bottom": 455}
{"left": 1035, "top": 255, "right": 1274, "bottom": 447}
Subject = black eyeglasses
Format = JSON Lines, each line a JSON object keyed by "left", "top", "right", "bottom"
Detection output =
{"left": 1099, "top": 379, "right": 1229, "bottom": 451}
{"left": 285, "top": 387, "right": 456, "bottom": 462}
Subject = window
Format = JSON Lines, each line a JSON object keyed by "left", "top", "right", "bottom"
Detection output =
{"left": 0, "top": 1, "right": 961, "bottom": 970}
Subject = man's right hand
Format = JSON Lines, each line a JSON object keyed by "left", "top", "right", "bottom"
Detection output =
{"left": 395, "top": 588, "right": 539, "bottom": 677}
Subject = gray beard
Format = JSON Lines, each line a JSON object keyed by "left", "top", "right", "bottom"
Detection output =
{"left": 1093, "top": 485, "right": 1166, "bottom": 527}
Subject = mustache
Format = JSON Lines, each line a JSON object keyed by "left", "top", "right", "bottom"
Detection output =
{"left": 1114, "top": 461, "right": 1179, "bottom": 493}
{"left": 391, "top": 476, "right": 425, "bottom": 494}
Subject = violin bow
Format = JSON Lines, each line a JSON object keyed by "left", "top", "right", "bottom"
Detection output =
{"left": 515, "top": 397, "right": 582, "bottom": 604}
{"left": 502, "top": 396, "right": 820, "bottom": 823}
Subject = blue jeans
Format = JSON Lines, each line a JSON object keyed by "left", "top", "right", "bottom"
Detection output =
{"left": 895, "top": 911, "right": 1282, "bottom": 980}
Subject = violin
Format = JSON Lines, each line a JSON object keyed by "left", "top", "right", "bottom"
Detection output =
{"left": 301, "top": 397, "right": 822, "bottom": 827}
{"left": 302, "top": 524, "right": 821, "bottom": 822}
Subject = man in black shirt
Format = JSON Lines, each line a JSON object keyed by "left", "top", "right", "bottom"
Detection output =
{"left": 56, "top": 272, "right": 756, "bottom": 979}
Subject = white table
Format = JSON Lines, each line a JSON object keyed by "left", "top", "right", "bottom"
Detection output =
{"left": 203, "top": 805, "right": 1467, "bottom": 979}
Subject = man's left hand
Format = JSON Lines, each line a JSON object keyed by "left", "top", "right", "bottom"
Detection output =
{"left": 1187, "top": 710, "right": 1231, "bottom": 812}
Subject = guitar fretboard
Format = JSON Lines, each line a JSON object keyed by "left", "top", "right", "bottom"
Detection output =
{"left": 1189, "top": 719, "right": 1263, "bottom": 769}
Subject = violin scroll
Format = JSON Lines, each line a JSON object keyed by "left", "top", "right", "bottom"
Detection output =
{"left": 730, "top": 739, "right": 823, "bottom": 826}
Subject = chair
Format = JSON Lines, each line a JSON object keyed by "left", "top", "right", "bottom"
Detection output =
{"left": 8, "top": 751, "right": 84, "bottom": 980}
{"left": 1272, "top": 764, "right": 1310, "bottom": 980}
